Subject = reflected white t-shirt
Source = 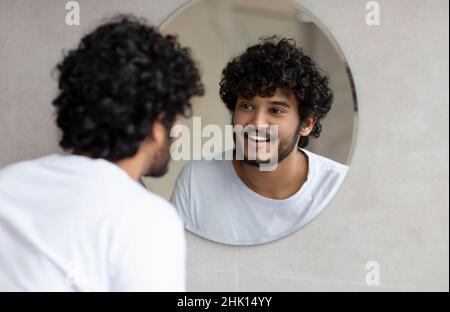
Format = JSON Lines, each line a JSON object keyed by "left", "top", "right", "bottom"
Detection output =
{"left": 171, "top": 148, "right": 348, "bottom": 245}
{"left": 0, "top": 154, "right": 185, "bottom": 291}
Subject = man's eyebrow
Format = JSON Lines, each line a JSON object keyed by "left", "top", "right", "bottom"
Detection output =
{"left": 268, "top": 100, "right": 291, "bottom": 108}
{"left": 236, "top": 99, "right": 293, "bottom": 107}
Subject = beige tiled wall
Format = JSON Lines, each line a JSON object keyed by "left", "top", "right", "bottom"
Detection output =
{"left": 0, "top": 0, "right": 448, "bottom": 291}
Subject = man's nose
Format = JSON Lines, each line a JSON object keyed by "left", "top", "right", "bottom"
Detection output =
{"left": 249, "top": 110, "right": 269, "bottom": 131}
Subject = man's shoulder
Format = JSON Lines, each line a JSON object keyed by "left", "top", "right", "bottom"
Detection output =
{"left": 91, "top": 181, "right": 183, "bottom": 244}
{"left": 109, "top": 177, "right": 179, "bottom": 219}
{"left": 0, "top": 155, "right": 52, "bottom": 181}
{"left": 0, "top": 154, "right": 178, "bottom": 223}
{"left": 299, "top": 149, "right": 349, "bottom": 199}
{"left": 302, "top": 148, "right": 349, "bottom": 176}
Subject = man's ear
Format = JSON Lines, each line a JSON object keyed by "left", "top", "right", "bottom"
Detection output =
{"left": 149, "top": 114, "right": 168, "bottom": 146}
{"left": 299, "top": 117, "right": 317, "bottom": 136}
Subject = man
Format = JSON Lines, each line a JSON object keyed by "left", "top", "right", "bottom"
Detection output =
{"left": 0, "top": 15, "right": 203, "bottom": 291}
{"left": 171, "top": 37, "right": 348, "bottom": 246}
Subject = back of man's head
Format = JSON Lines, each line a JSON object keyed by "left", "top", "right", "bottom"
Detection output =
{"left": 52, "top": 15, "right": 204, "bottom": 161}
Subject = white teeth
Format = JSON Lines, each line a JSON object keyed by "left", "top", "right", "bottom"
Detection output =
{"left": 248, "top": 135, "right": 268, "bottom": 142}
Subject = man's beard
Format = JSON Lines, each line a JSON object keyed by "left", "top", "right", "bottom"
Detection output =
{"left": 144, "top": 132, "right": 172, "bottom": 178}
{"left": 233, "top": 123, "right": 302, "bottom": 168}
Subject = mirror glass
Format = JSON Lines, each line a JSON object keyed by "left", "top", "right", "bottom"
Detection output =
{"left": 143, "top": 0, "right": 358, "bottom": 245}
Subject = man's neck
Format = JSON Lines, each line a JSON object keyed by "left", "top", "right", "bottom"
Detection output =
{"left": 232, "top": 149, "right": 309, "bottom": 200}
{"left": 113, "top": 157, "right": 142, "bottom": 181}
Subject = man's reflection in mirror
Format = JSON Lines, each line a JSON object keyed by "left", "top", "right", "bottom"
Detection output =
{"left": 171, "top": 37, "right": 348, "bottom": 245}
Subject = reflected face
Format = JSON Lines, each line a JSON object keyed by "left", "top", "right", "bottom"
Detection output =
{"left": 233, "top": 89, "right": 302, "bottom": 167}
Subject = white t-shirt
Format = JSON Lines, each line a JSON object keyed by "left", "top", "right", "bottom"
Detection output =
{"left": 171, "top": 148, "right": 349, "bottom": 245}
{"left": 0, "top": 154, "right": 185, "bottom": 291}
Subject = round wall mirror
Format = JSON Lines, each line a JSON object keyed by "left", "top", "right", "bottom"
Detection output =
{"left": 142, "top": 0, "right": 358, "bottom": 246}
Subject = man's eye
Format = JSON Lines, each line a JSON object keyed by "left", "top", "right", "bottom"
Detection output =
{"left": 240, "top": 103, "right": 253, "bottom": 110}
{"left": 270, "top": 107, "right": 285, "bottom": 114}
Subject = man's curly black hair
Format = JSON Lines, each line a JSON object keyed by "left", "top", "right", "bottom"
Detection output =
{"left": 220, "top": 36, "right": 333, "bottom": 148}
{"left": 53, "top": 15, "right": 204, "bottom": 161}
